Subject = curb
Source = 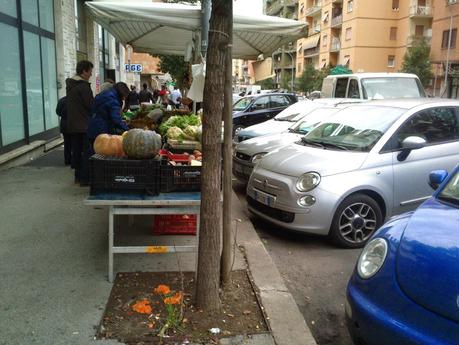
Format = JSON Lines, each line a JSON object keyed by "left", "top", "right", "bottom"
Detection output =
{"left": 232, "top": 191, "right": 317, "bottom": 345}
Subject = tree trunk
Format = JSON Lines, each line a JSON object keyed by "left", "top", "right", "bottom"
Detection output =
{"left": 195, "top": 0, "right": 231, "bottom": 312}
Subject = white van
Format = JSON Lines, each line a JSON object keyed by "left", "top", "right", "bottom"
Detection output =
{"left": 321, "top": 73, "right": 426, "bottom": 100}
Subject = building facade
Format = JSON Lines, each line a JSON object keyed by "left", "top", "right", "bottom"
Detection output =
{"left": 296, "top": 0, "right": 434, "bottom": 77}
{"left": 0, "top": 0, "right": 134, "bottom": 155}
{"left": 430, "top": 0, "right": 459, "bottom": 97}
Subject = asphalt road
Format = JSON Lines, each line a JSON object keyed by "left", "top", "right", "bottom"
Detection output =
{"left": 233, "top": 181, "right": 361, "bottom": 345}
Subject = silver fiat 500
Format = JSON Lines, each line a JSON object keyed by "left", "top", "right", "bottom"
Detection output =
{"left": 247, "top": 99, "right": 459, "bottom": 248}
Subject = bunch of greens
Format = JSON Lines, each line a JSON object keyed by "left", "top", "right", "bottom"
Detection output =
{"left": 159, "top": 114, "right": 201, "bottom": 136}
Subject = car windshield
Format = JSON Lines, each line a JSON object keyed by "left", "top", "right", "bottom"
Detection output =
{"left": 274, "top": 101, "right": 309, "bottom": 121}
{"left": 361, "top": 77, "right": 425, "bottom": 99}
{"left": 233, "top": 97, "right": 253, "bottom": 111}
{"left": 438, "top": 170, "right": 459, "bottom": 206}
{"left": 301, "top": 105, "right": 405, "bottom": 152}
{"left": 290, "top": 108, "right": 341, "bottom": 135}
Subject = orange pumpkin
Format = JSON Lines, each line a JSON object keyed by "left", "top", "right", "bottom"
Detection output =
{"left": 93, "top": 134, "right": 125, "bottom": 157}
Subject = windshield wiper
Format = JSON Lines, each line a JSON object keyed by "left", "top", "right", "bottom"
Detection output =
{"left": 438, "top": 195, "right": 459, "bottom": 206}
{"left": 319, "top": 141, "right": 350, "bottom": 151}
{"left": 301, "top": 138, "right": 324, "bottom": 148}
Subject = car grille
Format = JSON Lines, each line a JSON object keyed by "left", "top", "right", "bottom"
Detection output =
{"left": 235, "top": 151, "right": 251, "bottom": 161}
{"left": 247, "top": 196, "right": 295, "bottom": 223}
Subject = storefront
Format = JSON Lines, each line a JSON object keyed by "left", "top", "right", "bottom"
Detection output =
{"left": 0, "top": 0, "right": 59, "bottom": 153}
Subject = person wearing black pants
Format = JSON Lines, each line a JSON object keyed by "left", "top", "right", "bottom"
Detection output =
{"left": 65, "top": 60, "right": 94, "bottom": 186}
{"left": 55, "top": 96, "right": 73, "bottom": 166}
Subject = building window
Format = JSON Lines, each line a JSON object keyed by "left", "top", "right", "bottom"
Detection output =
{"left": 344, "top": 55, "right": 351, "bottom": 67}
{"left": 442, "top": 28, "right": 457, "bottom": 49}
{"left": 320, "top": 59, "right": 327, "bottom": 69}
{"left": 323, "top": 34, "right": 328, "bottom": 47}
{"left": 390, "top": 27, "right": 397, "bottom": 40}
{"left": 392, "top": 0, "right": 399, "bottom": 10}
{"left": 388, "top": 55, "right": 395, "bottom": 68}
{"left": 347, "top": 0, "right": 353, "bottom": 12}
{"left": 345, "top": 27, "right": 352, "bottom": 40}
{"left": 300, "top": 3, "right": 305, "bottom": 14}
{"left": 322, "top": 11, "right": 329, "bottom": 23}
{"left": 75, "top": 0, "right": 87, "bottom": 61}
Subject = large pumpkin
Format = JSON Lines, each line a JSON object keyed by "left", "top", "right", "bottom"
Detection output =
{"left": 93, "top": 134, "right": 125, "bottom": 157}
{"left": 122, "top": 129, "right": 162, "bottom": 159}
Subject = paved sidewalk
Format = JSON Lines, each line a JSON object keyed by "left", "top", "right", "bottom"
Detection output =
{"left": 0, "top": 147, "right": 316, "bottom": 345}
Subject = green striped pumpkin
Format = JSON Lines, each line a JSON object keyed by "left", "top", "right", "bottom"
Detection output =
{"left": 122, "top": 129, "right": 162, "bottom": 159}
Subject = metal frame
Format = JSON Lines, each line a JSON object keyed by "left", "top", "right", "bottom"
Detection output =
{"left": 85, "top": 193, "right": 201, "bottom": 283}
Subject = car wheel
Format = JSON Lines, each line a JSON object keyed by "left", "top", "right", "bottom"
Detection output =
{"left": 330, "top": 193, "right": 383, "bottom": 248}
{"left": 233, "top": 125, "right": 244, "bottom": 137}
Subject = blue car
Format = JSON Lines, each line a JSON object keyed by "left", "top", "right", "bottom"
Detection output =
{"left": 346, "top": 165, "right": 459, "bottom": 345}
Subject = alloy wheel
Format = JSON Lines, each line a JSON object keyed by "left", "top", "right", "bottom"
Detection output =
{"left": 338, "top": 202, "right": 377, "bottom": 244}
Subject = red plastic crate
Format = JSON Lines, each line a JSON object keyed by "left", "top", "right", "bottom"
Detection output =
{"left": 153, "top": 214, "right": 197, "bottom": 235}
{"left": 158, "top": 149, "right": 190, "bottom": 163}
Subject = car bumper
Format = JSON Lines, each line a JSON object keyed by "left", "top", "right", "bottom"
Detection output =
{"left": 346, "top": 277, "right": 459, "bottom": 345}
{"left": 232, "top": 157, "right": 254, "bottom": 182}
{"left": 246, "top": 168, "right": 339, "bottom": 235}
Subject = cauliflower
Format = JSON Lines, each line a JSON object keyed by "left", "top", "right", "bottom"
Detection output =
{"left": 183, "top": 125, "right": 199, "bottom": 140}
{"left": 166, "top": 126, "right": 184, "bottom": 140}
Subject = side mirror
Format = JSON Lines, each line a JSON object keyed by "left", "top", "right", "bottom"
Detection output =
{"left": 397, "top": 136, "right": 427, "bottom": 161}
{"left": 428, "top": 170, "right": 448, "bottom": 190}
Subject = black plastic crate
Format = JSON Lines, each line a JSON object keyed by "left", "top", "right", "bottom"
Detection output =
{"left": 89, "top": 154, "right": 160, "bottom": 195}
{"left": 160, "top": 159, "right": 201, "bottom": 192}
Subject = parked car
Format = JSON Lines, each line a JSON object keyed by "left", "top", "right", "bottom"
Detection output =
{"left": 346, "top": 165, "right": 459, "bottom": 345}
{"left": 246, "top": 99, "right": 459, "bottom": 248}
{"left": 232, "top": 93, "right": 297, "bottom": 136}
{"left": 234, "top": 98, "right": 361, "bottom": 143}
{"left": 321, "top": 73, "right": 426, "bottom": 100}
{"left": 233, "top": 104, "right": 354, "bottom": 183}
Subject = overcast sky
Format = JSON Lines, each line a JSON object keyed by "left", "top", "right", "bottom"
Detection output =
{"left": 234, "top": 0, "right": 263, "bottom": 15}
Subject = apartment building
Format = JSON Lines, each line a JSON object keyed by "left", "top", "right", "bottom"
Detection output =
{"left": 266, "top": 0, "right": 299, "bottom": 89}
{"left": 430, "top": 0, "right": 459, "bottom": 98}
{"left": 296, "top": 0, "right": 433, "bottom": 78}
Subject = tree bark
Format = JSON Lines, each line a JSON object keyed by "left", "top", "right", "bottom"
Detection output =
{"left": 221, "top": 0, "right": 233, "bottom": 287}
{"left": 195, "top": 0, "right": 231, "bottom": 312}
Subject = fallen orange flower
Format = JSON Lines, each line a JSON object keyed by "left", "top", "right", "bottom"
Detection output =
{"left": 164, "top": 292, "right": 183, "bottom": 305}
{"left": 132, "top": 300, "right": 152, "bottom": 314}
{"left": 154, "top": 284, "right": 171, "bottom": 295}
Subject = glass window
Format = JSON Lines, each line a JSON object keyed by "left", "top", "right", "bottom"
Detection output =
{"left": 252, "top": 96, "right": 270, "bottom": 110}
{"left": 388, "top": 55, "right": 395, "bottom": 68}
{"left": 396, "top": 107, "right": 459, "bottom": 147}
{"left": 303, "top": 106, "right": 405, "bottom": 152}
{"left": 392, "top": 0, "right": 399, "bottom": 10}
{"left": 348, "top": 79, "right": 360, "bottom": 98}
{"left": 233, "top": 97, "right": 253, "bottom": 111}
{"left": 390, "top": 27, "right": 397, "bottom": 40}
{"left": 361, "top": 77, "right": 424, "bottom": 99}
{"left": 21, "top": 0, "right": 39, "bottom": 26}
{"left": 347, "top": 0, "right": 353, "bottom": 12}
{"left": 270, "top": 95, "right": 289, "bottom": 108}
{"left": 335, "top": 78, "right": 349, "bottom": 97}
{"left": 23, "top": 32, "right": 44, "bottom": 136}
{"left": 39, "top": 0, "right": 54, "bottom": 32}
{"left": 41, "top": 37, "right": 58, "bottom": 130}
{"left": 345, "top": 27, "right": 352, "bottom": 40}
{"left": 0, "top": 0, "right": 17, "bottom": 17}
{"left": 438, "top": 169, "right": 459, "bottom": 206}
{"left": 0, "top": 23, "right": 24, "bottom": 146}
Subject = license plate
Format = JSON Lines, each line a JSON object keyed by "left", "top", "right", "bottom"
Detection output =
{"left": 254, "top": 190, "right": 276, "bottom": 207}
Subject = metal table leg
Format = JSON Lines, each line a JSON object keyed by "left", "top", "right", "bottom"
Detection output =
{"left": 108, "top": 206, "right": 114, "bottom": 283}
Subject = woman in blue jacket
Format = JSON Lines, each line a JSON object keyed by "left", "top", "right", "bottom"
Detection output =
{"left": 80, "top": 82, "right": 130, "bottom": 186}
{"left": 87, "top": 82, "right": 130, "bottom": 155}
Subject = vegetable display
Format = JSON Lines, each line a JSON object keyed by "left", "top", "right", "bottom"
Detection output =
{"left": 158, "top": 114, "right": 201, "bottom": 137}
{"left": 122, "top": 129, "right": 162, "bottom": 159}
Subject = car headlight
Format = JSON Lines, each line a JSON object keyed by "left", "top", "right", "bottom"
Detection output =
{"left": 251, "top": 152, "right": 267, "bottom": 164}
{"left": 296, "top": 172, "right": 321, "bottom": 192}
{"left": 357, "top": 238, "right": 388, "bottom": 279}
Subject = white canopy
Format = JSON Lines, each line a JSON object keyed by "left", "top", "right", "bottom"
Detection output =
{"left": 85, "top": 1, "right": 308, "bottom": 59}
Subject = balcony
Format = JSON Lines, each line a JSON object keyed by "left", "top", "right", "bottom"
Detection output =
{"left": 310, "top": 25, "right": 321, "bottom": 35}
{"left": 331, "top": 14, "right": 343, "bottom": 27}
{"left": 305, "top": 5, "right": 321, "bottom": 17}
{"left": 330, "top": 38, "right": 341, "bottom": 52}
{"left": 409, "top": 5, "right": 432, "bottom": 17}
{"left": 304, "top": 47, "right": 320, "bottom": 57}
{"left": 407, "top": 35, "right": 432, "bottom": 46}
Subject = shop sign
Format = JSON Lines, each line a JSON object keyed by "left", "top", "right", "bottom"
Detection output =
{"left": 125, "top": 64, "right": 143, "bottom": 73}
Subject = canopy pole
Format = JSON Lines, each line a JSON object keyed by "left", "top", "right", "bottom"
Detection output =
{"left": 201, "top": 0, "right": 211, "bottom": 58}
{"left": 221, "top": 0, "right": 233, "bottom": 286}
